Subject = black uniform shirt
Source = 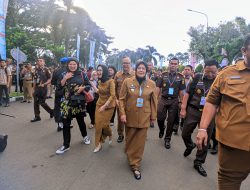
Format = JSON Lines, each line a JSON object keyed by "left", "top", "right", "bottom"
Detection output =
{"left": 156, "top": 71, "right": 185, "bottom": 98}
{"left": 34, "top": 67, "right": 51, "bottom": 85}
{"left": 187, "top": 75, "right": 214, "bottom": 109}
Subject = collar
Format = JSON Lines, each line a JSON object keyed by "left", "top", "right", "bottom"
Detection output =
{"left": 122, "top": 69, "right": 133, "bottom": 75}
{"left": 237, "top": 60, "right": 250, "bottom": 71}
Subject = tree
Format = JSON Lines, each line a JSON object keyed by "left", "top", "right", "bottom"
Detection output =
{"left": 188, "top": 17, "right": 250, "bottom": 63}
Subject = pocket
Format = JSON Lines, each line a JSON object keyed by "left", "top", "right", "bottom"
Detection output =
{"left": 225, "top": 79, "right": 246, "bottom": 100}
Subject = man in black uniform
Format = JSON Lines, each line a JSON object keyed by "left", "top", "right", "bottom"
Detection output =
{"left": 31, "top": 58, "right": 53, "bottom": 122}
{"left": 180, "top": 60, "right": 218, "bottom": 177}
{"left": 156, "top": 57, "right": 186, "bottom": 149}
{"left": 51, "top": 57, "right": 68, "bottom": 131}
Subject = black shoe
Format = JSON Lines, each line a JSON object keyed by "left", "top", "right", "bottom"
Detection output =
{"left": 183, "top": 143, "right": 196, "bottom": 157}
{"left": 30, "top": 117, "right": 41, "bottom": 122}
{"left": 194, "top": 164, "right": 207, "bottom": 177}
{"left": 159, "top": 132, "right": 164, "bottom": 138}
{"left": 117, "top": 135, "right": 124, "bottom": 143}
{"left": 21, "top": 100, "right": 27, "bottom": 103}
{"left": 4, "top": 103, "right": 9, "bottom": 107}
{"left": 210, "top": 146, "right": 218, "bottom": 155}
{"left": 164, "top": 140, "right": 171, "bottom": 149}
{"left": 50, "top": 111, "right": 54, "bottom": 118}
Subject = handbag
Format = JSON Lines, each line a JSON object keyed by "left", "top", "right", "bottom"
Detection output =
{"left": 83, "top": 91, "right": 94, "bottom": 103}
{"left": 69, "top": 94, "right": 85, "bottom": 107}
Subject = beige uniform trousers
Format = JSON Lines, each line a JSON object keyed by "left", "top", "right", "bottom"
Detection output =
{"left": 23, "top": 82, "right": 33, "bottom": 101}
{"left": 125, "top": 126, "right": 147, "bottom": 171}
{"left": 95, "top": 105, "right": 114, "bottom": 147}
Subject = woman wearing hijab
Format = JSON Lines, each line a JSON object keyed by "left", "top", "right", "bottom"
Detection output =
{"left": 94, "top": 64, "right": 116, "bottom": 153}
{"left": 119, "top": 60, "right": 158, "bottom": 180}
{"left": 56, "top": 58, "right": 91, "bottom": 155}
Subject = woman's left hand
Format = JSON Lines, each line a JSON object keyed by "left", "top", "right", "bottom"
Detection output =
{"left": 98, "top": 105, "right": 106, "bottom": 112}
{"left": 77, "top": 86, "right": 85, "bottom": 94}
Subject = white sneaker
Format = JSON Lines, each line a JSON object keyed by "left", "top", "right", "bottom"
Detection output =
{"left": 58, "top": 122, "right": 63, "bottom": 128}
{"left": 88, "top": 124, "right": 94, "bottom": 129}
{"left": 56, "top": 146, "right": 70, "bottom": 155}
{"left": 93, "top": 144, "right": 102, "bottom": 153}
{"left": 83, "top": 136, "right": 91, "bottom": 145}
{"left": 108, "top": 136, "right": 112, "bottom": 145}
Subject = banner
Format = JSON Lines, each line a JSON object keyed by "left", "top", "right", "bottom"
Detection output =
{"left": 76, "top": 34, "right": 80, "bottom": 60}
{"left": 89, "top": 40, "right": 95, "bottom": 68}
{"left": 0, "top": 0, "right": 9, "bottom": 60}
{"left": 190, "top": 53, "right": 197, "bottom": 68}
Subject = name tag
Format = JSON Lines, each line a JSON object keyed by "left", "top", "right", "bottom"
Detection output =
{"left": 200, "top": 96, "right": 206, "bottom": 106}
{"left": 168, "top": 88, "right": 174, "bottom": 95}
{"left": 136, "top": 98, "right": 144, "bottom": 107}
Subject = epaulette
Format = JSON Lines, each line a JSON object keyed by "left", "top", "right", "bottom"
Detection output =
{"left": 234, "top": 57, "right": 244, "bottom": 64}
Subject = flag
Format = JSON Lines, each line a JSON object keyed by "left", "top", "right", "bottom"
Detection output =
{"left": 0, "top": 0, "right": 9, "bottom": 60}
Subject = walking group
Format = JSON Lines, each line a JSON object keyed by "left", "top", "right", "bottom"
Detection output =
{"left": 4, "top": 35, "right": 249, "bottom": 189}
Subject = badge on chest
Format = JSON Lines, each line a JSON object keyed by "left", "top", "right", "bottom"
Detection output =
{"left": 168, "top": 88, "right": 174, "bottom": 95}
{"left": 136, "top": 98, "right": 144, "bottom": 107}
{"left": 200, "top": 96, "right": 206, "bottom": 106}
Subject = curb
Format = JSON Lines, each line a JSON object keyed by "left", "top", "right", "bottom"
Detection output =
{"left": 10, "top": 96, "right": 24, "bottom": 103}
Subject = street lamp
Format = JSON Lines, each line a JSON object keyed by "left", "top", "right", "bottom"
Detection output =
{"left": 187, "top": 9, "right": 209, "bottom": 59}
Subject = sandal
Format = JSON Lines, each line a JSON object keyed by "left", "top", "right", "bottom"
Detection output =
{"left": 133, "top": 170, "right": 141, "bottom": 180}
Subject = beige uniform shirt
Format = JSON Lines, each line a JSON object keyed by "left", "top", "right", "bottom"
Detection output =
{"left": 119, "top": 76, "right": 158, "bottom": 128}
{"left": 206, "top": 60, "right": 250, "bottom": 151}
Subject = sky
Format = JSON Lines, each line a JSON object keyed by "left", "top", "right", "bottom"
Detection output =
{"left": 74, "top": 0, "right": 250, "bottom": 56}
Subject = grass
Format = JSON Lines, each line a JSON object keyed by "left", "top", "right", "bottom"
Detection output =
{"left": 9, "top": 92, "right": 24, "bottom": 97}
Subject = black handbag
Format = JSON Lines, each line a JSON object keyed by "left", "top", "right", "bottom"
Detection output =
{"left": 0, "top": 134, "right": 8, "bottom": 152}
{"left": 69, "top": 94, "right": 85, "bottom": 107}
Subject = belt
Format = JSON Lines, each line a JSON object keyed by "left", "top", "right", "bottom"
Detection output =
{"left": 25, "top": 79, "right": 33, "bottom": 81}
{"left": 189, "top": 104, "right": 203, "bottom": 112}
{"left": 162, "top": 96, "right": 178, "bottom": 100}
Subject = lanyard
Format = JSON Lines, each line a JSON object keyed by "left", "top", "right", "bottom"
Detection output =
{"left": 139, "top": 81, "right": 147, "bottom": 97}
{"left": 201, "top": 77, "right": 210, "bottom": 97}
{"left": 168, "top": 73, "right": 176, "bottom": 87}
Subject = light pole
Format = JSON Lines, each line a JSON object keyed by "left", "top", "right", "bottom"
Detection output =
{"left": 187, "top": 9, "right": 209, "bottom": 59}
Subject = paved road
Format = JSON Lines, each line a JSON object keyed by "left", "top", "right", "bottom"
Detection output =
{"left": 0, "top": 100, "right": 249, "bottom": 190}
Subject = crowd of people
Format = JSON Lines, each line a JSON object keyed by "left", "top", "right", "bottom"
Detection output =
{"left": 1, "top": 35, "right": 250, "bottom": 189}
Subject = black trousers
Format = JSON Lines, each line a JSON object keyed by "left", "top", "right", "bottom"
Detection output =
{"left": 33, "top": 87, "right": 53, "bottom": 117}
{"left": 182, "top": 106, "right": 214, "bottom": 165}
{"left": 157, "top": 97, "right": 179, "bottom": 141}
{"left": 54, "top": 95, "right": 62, "bottom": 123}
{"left": 0, "top": 85, "right": 9, "bottom": 104}
{"left": 63, "top": 113, "right": 87, "bottom": 147}
{"left": 110, "top": 107, "right": 116, "bottom": 123}
{"left": 86, "top": 99, "right": 97, "bottom": 125}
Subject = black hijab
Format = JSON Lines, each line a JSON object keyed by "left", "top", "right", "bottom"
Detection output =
{"left": 97, "top": 64, "right": 109, "bottom": 83}
{"left": 135, "top": 61, "right": 148, "bottom": 85}
{"left": 66, "top": 57, "right": 81, "bottom": 75}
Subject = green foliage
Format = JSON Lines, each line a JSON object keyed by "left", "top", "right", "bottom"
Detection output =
{"left": 188, "top": 17, "right": 249, "bottom": 63}
{"left": 178, "top": 65, "right": 185, "bottom": 72}
{"left": 195, "top": 64, "right": 203, "bottom": 73}
{"left": 6, "top": 0, "right": 112, "bottom": 65}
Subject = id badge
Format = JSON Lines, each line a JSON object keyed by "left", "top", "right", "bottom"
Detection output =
{"left": 136, "top": 98, "right": 144, "bottom": 107}
{"left": 168, "top": 88, "right": 174, "bottom": 95}
{"left": 200, "top": 96, "right": 206, "bottom": 106}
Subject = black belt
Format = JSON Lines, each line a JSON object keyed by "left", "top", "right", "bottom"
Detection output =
{"left": 189, "top": 104, "right": 203, "bottom": 112}
{"left": 162, "top": 96, "right": 178, "bottom": 100}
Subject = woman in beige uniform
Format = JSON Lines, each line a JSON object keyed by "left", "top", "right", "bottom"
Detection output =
{"left": 94, "top": 64, "right": 116, "bottom": 153}
{"left": 119, "top": 61, "right": 158, "bottom": 180}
